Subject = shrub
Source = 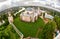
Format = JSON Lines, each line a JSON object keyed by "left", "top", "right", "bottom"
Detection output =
{"left": 54, "top": 16, "right": 60, "bottom": 31}
{"left": 42, "top": 21, "right": 57, "bottom": 39}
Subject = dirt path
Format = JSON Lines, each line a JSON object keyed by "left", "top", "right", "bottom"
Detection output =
{"left": 40, "top": 15, "right": 49, "bottom": 24}
{"left": 36, "top": 28, "right": 42, "bottom": 37}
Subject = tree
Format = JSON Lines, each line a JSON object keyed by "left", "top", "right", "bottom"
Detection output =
{"left": 1, "top": 14, "right": 8, "bottom": 20}
{"left": 42, "top": 21, "right": 57, "bottom": 39}
{"left": 54, "top": 16, "right": 60, "bottom": 31}
{"left": 0, "top": 25, "right": 11, "bottom": 39}
{"left": 0, "top": 16, "right": 2, "bottom": 22}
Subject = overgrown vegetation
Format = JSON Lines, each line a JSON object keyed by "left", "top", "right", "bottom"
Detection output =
{"left": 0, "top": 6, "right": 60, "bottom": 39}
{"left": 41, "top": 21, "right": 57, "bottom": 39}
{"left": 54, "top": 16, "right": 60, "bottom": 31}
{"left": 0, "top": 13, "right": 19, "bottom": 39}
{"left": 14, "top": 17, "right": 57, "bottom": 39}
{"left": 14, "top": 17, "right": 45, "bottom": 38}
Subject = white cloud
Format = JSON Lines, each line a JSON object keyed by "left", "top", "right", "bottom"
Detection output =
{"left": 0, "top": 0, "right": 60, "bottom": 12}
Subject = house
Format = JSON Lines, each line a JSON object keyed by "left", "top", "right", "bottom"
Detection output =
{"left": 20, "top": 7, "right": 40, "bottom": 22}
{"left": 8, "top": 12, "right": 13, "bottom": 23}
{"left": 45, "top": 13, "right": 54, "bottom": 20}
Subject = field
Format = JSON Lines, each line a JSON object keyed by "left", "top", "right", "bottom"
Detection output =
{"left": 14, "top": 17, "right": 45, "bottom": 38}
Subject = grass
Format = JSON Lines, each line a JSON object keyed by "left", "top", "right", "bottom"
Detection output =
{"left": 0, "top": 24, "right": 20, "bottom": 39}
{"left": 8, "top": 24, "right": 20, "bottom": 39}
{"left": 14, "top": 17, "right": 45, "bottom": 38}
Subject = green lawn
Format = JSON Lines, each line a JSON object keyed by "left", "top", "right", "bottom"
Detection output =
{"left": 14, "top": 17, "right": 45, "bottom": 38}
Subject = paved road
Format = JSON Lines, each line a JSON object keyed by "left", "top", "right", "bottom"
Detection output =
{"left": 10, "top": 23, "right": 24, "bottom": 39}
{"left": 14, "top": 7, "right": 25, "bottom": 16}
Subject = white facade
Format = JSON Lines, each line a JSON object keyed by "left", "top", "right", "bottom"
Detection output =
{"left": 54, "top": 33, "right": 60, "bottom": 39}
{"left": 8, "top": 13, "right": 13, "bottom": 23}
{"left": 20, "top": 8, "right": 40, "bottom": 22}
{"left": 45, "top": 13, "right": 54, "bottom": 20}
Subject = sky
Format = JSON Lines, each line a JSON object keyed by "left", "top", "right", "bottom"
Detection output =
{"left": 0, "top": 0, "right": 60, "bottom": 12}
{"left": 0, "top": 0, "right": 7, "bottom": 2}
